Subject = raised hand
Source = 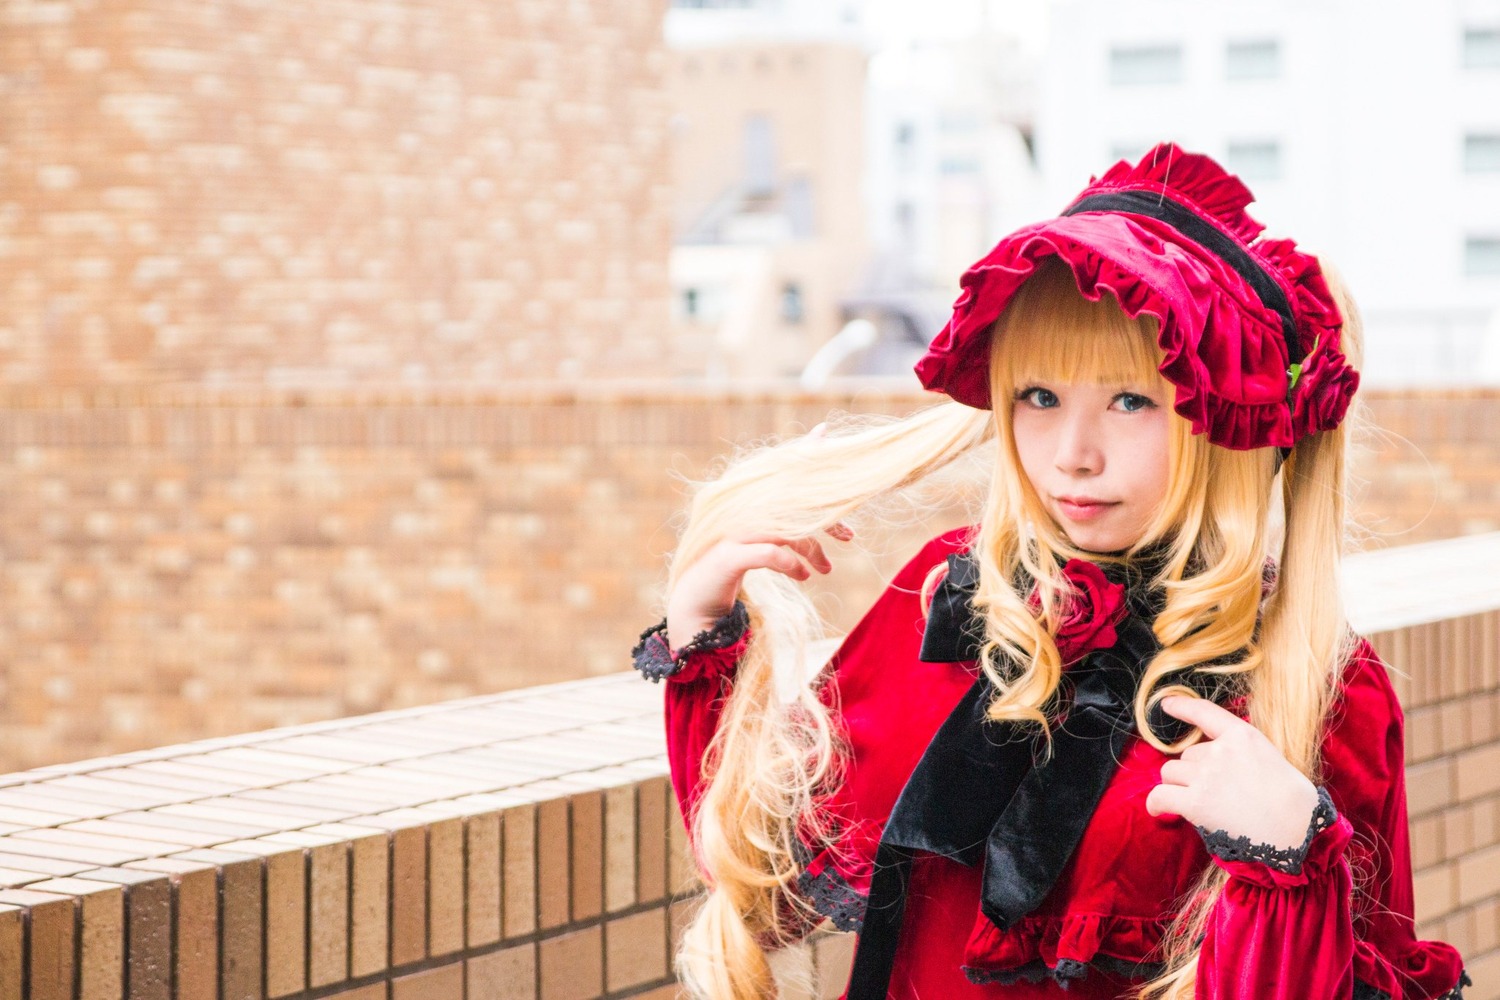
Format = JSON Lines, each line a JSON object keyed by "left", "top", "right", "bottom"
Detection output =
{"left": 1144, "top": 695, "right": 1320, "bottom": 852}
{"left": 665, "top": 524, "right": 852, "bottom": 653}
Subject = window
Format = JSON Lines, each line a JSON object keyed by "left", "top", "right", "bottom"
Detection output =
{"left": 1466, "top": 236, "right": 1500, "bottom": 276}
{"left": 938, "top": 111, "right": 980, "bottom": 134}
{"left": 1226, "top": 139, "right": 1282, "bottom": 181}
{"left": 895, "top": 121, "right": 917, "bottom": 173}
{"left": 1226, "top": 39, "right": 1280, "bottom": 81}
{"left": 895, "top": 201, "right": 915, "bottom": 245}
{"left": 679, "top": 285, "right": 725, "bottom": 323}
{"left": 939, "top": 157, "right": 981, "bottom": 175}
{"left": 784, "top": 176, "right": 815, "bottom": 238}
{"left": 1463, "top": 27, "right": 1500, "bottom": 68}
{"left": 1108, "top": 44, "right": 1183, "bottom": 86}
{"left": 744, "top": 115, "right": 776, "bottom": 195}
{"left": 1465, "top": 133, "right": 1500, "bottom": 172}
{"left": 781, "top": 282, "right": 805, "bottom": 323}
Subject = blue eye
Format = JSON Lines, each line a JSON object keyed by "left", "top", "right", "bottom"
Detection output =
{"left": 1113, "top": 392, "right": 1156, "bottom": 413}
{"left": 1017, "top": 387, "right": 1059, "bottom": 408}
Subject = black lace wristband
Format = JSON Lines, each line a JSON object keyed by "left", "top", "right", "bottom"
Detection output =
{"left": 1195, "top": 785, "right": 1338, "bottom": 875}
{"left": 631, "top": 601, "right": 750, "bottom": 683}
{"left": 1443, "top": 970, "right": 1474, "bottom": 999}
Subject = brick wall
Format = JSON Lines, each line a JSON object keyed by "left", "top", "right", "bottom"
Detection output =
{"left": 0, "top": 532, "right": 1491, "bottom": 999}
{"left": 0, "top": 384, "right": 1495, "bottom": 772}
{"left": 1353, "top": 389, "right": 1500, "bottom": 540}
{"left": 1340, "top": 537, "right": 1500, "bottom": 992}
{"left": 0, "top": 0, "right": 673, "bottom": 385}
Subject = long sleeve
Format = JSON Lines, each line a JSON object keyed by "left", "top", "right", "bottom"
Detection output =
{"left": 1195, "top": 640, "right": 1468, "bottom": 999}
{"left": 631, "top": 605, "right": 753, "bottom": 836}
{"left": 661, "top": 635, "right": 749, "bottom": 832}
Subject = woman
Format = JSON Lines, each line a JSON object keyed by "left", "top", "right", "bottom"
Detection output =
{"left": 633, "top": 143, "right": 1469, "bottom": 999}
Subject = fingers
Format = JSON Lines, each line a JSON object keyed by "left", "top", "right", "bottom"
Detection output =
{"left": 737, "top": 533, "right": 834, "bottom": 575}
{"left": 737, "top": 542, "right": 820, "bottom": 581}
{"left": 1158, "top": 758, "right": 1196, "bottom": 787}
{"left": 1177, "top": 742, "right": 1208, "bottom": 764}
{"left": 1157, "top": 695, "right": 1245, "bottom": 742}
{"left": 1144, "top": 782, "right": 1189, "bottom": 820}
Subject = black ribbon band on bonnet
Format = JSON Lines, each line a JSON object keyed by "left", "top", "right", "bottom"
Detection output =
{"left": 1062, "top": 191, "right": 1302, "bottom": 369}
{"left": 1063, "top": 189, "right": 1302, "bottom": 464}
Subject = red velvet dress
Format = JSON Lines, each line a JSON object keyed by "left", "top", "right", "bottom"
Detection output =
{"left": 653, "top": 530, "right": 1468, "bottom": 999}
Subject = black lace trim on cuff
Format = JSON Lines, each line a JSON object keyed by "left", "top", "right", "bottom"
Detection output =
{"left": 1440, "top": 970, "right": 1474, "bottom": 999}
{"left": 630, "top": 601, "right": 750, "bottom": 683}
{"left": 1196, "top": 785, "right": 1337, "bottom": 875}
{"left": 795, "top": 863, "right": 866, "bottom": 933}
{"left": 1354, "top": 969, "right": 1472, "bottom": 1000}
{"left": 789, "top": 836, "right": 868, "bottom": 933}
{"left": 962, "top": 955, "right": 1165, "bottom": 987}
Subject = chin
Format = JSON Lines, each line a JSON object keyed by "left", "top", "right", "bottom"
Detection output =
{"left": 1060, "top": 526, "right": 1139, "bottom": 554}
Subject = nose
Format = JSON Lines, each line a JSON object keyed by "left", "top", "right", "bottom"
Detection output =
{"left": 1053, "top": 409, "right": 1104, "bottom": 476}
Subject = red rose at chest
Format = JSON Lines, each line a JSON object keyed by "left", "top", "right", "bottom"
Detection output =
{"left": 1040, "top": 559, "right": 1129, "bottom": 665}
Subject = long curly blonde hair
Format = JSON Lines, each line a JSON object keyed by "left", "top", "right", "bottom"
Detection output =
{"left": 668, "top": 256, "right": 1364, "bottom": 1000}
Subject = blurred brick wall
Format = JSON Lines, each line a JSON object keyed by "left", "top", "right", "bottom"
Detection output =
{"left": 0, "top": 0, "right": 674, "bottom": 384}
{"left": 0, "top": 384, "right": 1493, "bottom": 771}
{"left": 1354, "top": 389, "right": 1500, "bottom": 541}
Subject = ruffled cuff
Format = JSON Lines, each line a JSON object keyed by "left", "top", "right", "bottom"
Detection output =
{"left": 1199, "top": 785, "right": 1349, "bottom": 886}
{"left": 1441, "top": 970, "right": 1475, "bottom": 999}
{"left": 630, "top": 601, "right": 750, "bottom": 683}
{"left": 1354, "top": 969, "right": 1472, "bottom": 1000}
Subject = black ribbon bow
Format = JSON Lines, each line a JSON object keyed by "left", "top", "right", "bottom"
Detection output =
{"left": 845, "top": 552, "right": 1199, "bottom": 999}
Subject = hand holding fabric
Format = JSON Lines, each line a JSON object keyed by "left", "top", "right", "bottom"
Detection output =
{"left": 1144, "top": 695, "right": 1320, "bottom": 854}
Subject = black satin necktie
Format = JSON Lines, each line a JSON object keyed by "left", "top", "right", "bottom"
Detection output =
{"left": 844, "top": 553, "right": 1202, "bottom": 1000}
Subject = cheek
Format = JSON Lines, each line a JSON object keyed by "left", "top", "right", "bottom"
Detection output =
{"left": 1010, "top": 411, "right": 1050, "bottom": 487}
{"left": 1128, "top": 414, "right": 1172, "bottom": 502}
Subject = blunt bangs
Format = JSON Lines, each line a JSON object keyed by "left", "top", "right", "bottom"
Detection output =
{"left": 988, "top": 257, "right": 1166, "bottom": 397}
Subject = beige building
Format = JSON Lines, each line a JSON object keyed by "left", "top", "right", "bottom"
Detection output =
{"left": 668, "top": 42, "right": 870, "bottom": 379}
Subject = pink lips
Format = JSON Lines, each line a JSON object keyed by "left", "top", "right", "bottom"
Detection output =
{"left": 1055, "top": 496, "right": 1119, "bottom": 522}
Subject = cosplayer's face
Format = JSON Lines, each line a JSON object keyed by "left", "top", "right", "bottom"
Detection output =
{"left": 1011, "top": 380, "right": 1171, "bottom": 553}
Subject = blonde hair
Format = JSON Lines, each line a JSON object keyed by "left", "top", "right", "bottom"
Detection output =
{"left": 669, "top": 256, "right": 1364, "bottom": 1000}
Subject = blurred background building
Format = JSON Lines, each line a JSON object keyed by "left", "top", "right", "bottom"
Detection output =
{"left": 663, "top": 0, "right": 1500, "bottom": 386}
{"left": 0, "top": 0, "right": 1496, "bottom": 772}
{"left": 1036, "top": 0, "right": 1500, "bottom": 385}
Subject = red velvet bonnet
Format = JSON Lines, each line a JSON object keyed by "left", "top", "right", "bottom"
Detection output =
{"left": 914, "top": 142, "right": 1360, "bottom": 450}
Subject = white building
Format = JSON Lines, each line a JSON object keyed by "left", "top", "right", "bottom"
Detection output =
{"left": 1035, "top": 0, "right": 1500, "bottom": 384}
{"left": 666, "top": 0, "right": 1048, "bottom": 380}
{"left": 864, "top": 29, "right": 1044, "bottom": 291}
{"left": 666, "top": 0, "right": 865, "bottom": 44}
